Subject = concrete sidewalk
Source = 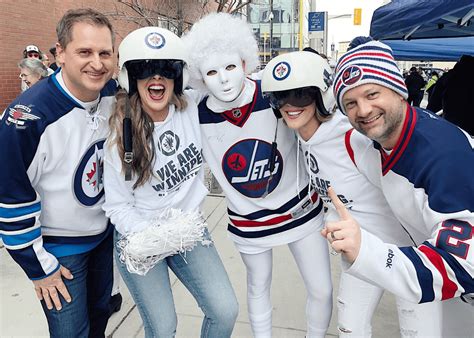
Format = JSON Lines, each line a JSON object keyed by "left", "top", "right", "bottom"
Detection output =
{"left": 0, "top": 195, "right": 400, "bottom": 337}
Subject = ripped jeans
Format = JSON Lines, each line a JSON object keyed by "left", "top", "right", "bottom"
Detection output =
{"left": 115, "top": 228, "right": 238, "bottom": 338}
{"left": 337, "top": 272, "right": 443, "bottom": 337}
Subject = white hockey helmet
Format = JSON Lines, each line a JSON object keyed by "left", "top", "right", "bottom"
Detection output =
{"left": 261, "top": 51, "right": 336, "bottom": 117}
{"left": 118, "top": 27, "right": 189, "bottom": 95}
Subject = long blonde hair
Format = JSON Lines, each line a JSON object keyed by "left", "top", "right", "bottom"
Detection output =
{"left": 108, "top": 88, "right": 187, "bottom": 189}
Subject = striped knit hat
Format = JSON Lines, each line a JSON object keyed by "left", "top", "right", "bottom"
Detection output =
{"left": 333, "top": 40, "right": 408, "bottom": 114}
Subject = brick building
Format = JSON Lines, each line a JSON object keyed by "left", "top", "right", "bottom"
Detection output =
{"left": 0, "top": 0, "right": 216, "bottom": 111}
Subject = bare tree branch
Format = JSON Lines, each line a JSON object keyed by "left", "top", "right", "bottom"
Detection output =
{"left": 105, "top": 0, "right": 253, "bottom": 36}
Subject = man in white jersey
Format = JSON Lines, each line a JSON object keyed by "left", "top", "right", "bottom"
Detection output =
{"left": 326, "top": 38, "right": 474, "bottom": 336}
{"left": 0, "top": 8, "right": 117, "bottom": 337}
{"left": 183, "top": 12, "right": 333, "bottom": 338}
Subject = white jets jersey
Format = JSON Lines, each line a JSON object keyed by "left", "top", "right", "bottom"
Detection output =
{"left": 298, "top": 111, "right": 413, "bottom": 246}
{"left": 0, "top": 72, "right": 116, "bottom": 280}
{"left": 103, "top": 90, "right": 208, "bottom": 235}
{"left": 346, "top": 105, "right": 474, "bottom": 304}
{"left": 198, "top": 79, "right": 324, "bottom": 253}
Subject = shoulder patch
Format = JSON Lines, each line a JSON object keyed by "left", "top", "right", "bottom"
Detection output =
{"left": 5, "top": 104, "right": 40, "bottom": 129}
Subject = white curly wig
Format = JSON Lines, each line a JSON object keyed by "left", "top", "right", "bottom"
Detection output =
{"left": 182, "top": 12, "right": 260, "bottom": 92}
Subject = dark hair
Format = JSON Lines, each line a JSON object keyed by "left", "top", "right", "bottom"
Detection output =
{"left": 49, "top": 46, "right": 56, "bottom": 56}
{"left": 302, "top": 47, "right": 328, "bottom": 60}
{"left": 56, "top": 8, "right": 115, "bottom": 50}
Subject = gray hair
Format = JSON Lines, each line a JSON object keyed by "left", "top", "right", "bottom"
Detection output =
{"left": 18, "top": 58, "right": 49, "bottom": 78}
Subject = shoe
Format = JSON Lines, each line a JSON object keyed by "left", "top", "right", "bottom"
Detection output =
{"left": 108, "top": 293, "right": 123, "bottom": 317}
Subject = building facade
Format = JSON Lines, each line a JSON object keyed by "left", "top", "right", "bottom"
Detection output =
{"left": 248, "top": 0, "right": 310, "bottom": 65}
{"left": 0, "top": 0, "right": 216, "bottom": 111}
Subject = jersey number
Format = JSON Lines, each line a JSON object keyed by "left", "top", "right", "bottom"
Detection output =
{"left": 437, "top": 220, "right": 472, "bottom": 259}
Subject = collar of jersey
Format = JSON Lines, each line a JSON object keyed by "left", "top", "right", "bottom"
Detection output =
{"left": 376, "top": 103, "right": 417, "bottom": 175}
{"left": 51, "top": 70, "right": 97, "bottom": 110}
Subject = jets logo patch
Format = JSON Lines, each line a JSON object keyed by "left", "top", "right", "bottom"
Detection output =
{"left": 305, "top": 152, "right": 319, "bottom": 174}
{"left": 145, "top": 32, "right": 166, "bottom": 49}
{"left": 6, "top": 104, "right": 40, "bottom": 129}
{"left": 272, "top": 61, "right": 291, "bottom": 81}
{"left": 222, "top": 139, "right": 283, "bottom": 198}
{"left": 342, "top": 66, "right": 363, "bottom": 86}
{"left": 74, "top": 139, "right": 105, "bottom": 207}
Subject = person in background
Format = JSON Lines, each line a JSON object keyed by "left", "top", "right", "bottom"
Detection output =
{"left": 426, "top": 71, "right": 448, "bottom": 114}
{"left": 326, "top": 38, "right": 474, "bottom": 337}
{"left": 21, "top": 45, "right": 44, "bottom": 91}
{"left": 18, "top": 58, "right": 48, "bottom": 91}
{"left": 441, "top": 55, "right": 474, "bottom": 135}
{"left": 424, "top": 71, "right": 439, "bottom": 101}
{"left": 42, "top": 53, "right": 50, "bottom": 68}
{"left": 49, "top": 46, "right": 59, "bottom": 71}
{"left": 23, "top": 44, "right": 42, "bottom": 59}
{"left": 1, "top": 8, "right": 117, "bottom": 337}
{"left": 40, "top": 53, "right": 55, "bottom": 76}
{"left": 404, "top": 66, "right": 425, "bottom": 107}
{"left": 103, "top": 26, "right": 238, "bottom": 338}
{"left": 184, "top": 13, "right": 333, "bottom": 338}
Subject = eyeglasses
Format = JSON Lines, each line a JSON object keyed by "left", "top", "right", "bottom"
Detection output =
{"left": 27, "top": 52, "right": 40, "bottom": 58}
{"left": 265, "top": 87, "right": 319, "bottom": 110}
{"left": 126, "top": 59, "right": 184, "bottom": 81}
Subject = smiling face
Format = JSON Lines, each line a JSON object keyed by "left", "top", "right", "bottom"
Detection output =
{"left": 342, "top": 83, "right": 406, "bottom": 149}
{"left": 280, "top": 101, "right": 320, "bottom": 141}
{"left": 56, "top": 22, "right": 115, "bottom": 102}
{"left": 137, "top": 75, "right": 174, "bottom": 122}
{"left": 199, "top": 52, "right": 245, "bottom": 102}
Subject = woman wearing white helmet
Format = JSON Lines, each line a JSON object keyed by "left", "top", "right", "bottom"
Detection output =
{"left": 102, "top": 27, "right": 238, "bottom": 338}
{"left": 261, "top": 50, "right": 444, "bottom": 337}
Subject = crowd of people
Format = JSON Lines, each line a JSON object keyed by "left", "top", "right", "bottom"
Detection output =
{"left": 1, "top": 7, "right": 473, "bottom": 338}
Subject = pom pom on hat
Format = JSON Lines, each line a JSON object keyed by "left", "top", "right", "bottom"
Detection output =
{"left": 347, "top": 36, "right": 374, "bottom": 51}
{"left": 333, "top": 39, "right": 408, "bottom": 114}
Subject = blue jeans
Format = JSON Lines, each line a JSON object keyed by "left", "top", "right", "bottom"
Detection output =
{"left": 41, "top": 229, "right": 113, "bottom": 338}
{"left": 115, "top": 229, "right": 238, "bottom": 338}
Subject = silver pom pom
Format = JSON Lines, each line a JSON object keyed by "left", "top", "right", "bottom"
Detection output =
{"left": 117, "top": 208, "right": 207, "bottom": 275}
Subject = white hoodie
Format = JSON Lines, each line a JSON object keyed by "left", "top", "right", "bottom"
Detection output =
{"left": 103, "top": 90, "right": 208, "bottom": 235}
{"left": 297, "top": 110, "right": 415, "bottom": 245}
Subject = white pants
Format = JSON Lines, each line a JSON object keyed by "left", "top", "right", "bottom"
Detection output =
{"left": 337, "top": 272, "right": 474, "bottom": 337}
{"left": 240, "top": 231, "right": 333, "bottom": 338}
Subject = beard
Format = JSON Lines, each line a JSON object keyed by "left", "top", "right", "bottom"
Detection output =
{"left": 354, "top": 105, "right": 405, "bottom": 148}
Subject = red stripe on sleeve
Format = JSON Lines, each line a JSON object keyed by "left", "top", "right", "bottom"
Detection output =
{"left": 418, "top": 245, "right": 458, "bottom": 300}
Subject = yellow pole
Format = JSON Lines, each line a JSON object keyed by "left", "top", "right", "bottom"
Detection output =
{"left": 299, "top": 0, "right": 304, "bottom": 50}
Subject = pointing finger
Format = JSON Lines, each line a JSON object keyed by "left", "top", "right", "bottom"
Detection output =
{"left": 327, "top": 187, "right": 352, "bottom": 220}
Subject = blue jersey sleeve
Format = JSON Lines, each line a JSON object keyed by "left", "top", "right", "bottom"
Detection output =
{"left": 0, "top": 80, "right": 76, "bottom": 279}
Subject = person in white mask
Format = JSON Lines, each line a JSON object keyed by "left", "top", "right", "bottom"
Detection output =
{"left": 183, "top": 13, "right": 333, "bottom": 338}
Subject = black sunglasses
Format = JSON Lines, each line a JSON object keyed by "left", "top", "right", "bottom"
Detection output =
{"left": 265, "top": 87, "right": 319, "bottom": 110}
{"left": 126, "top": 59, "right": 184, "bottom": 81}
